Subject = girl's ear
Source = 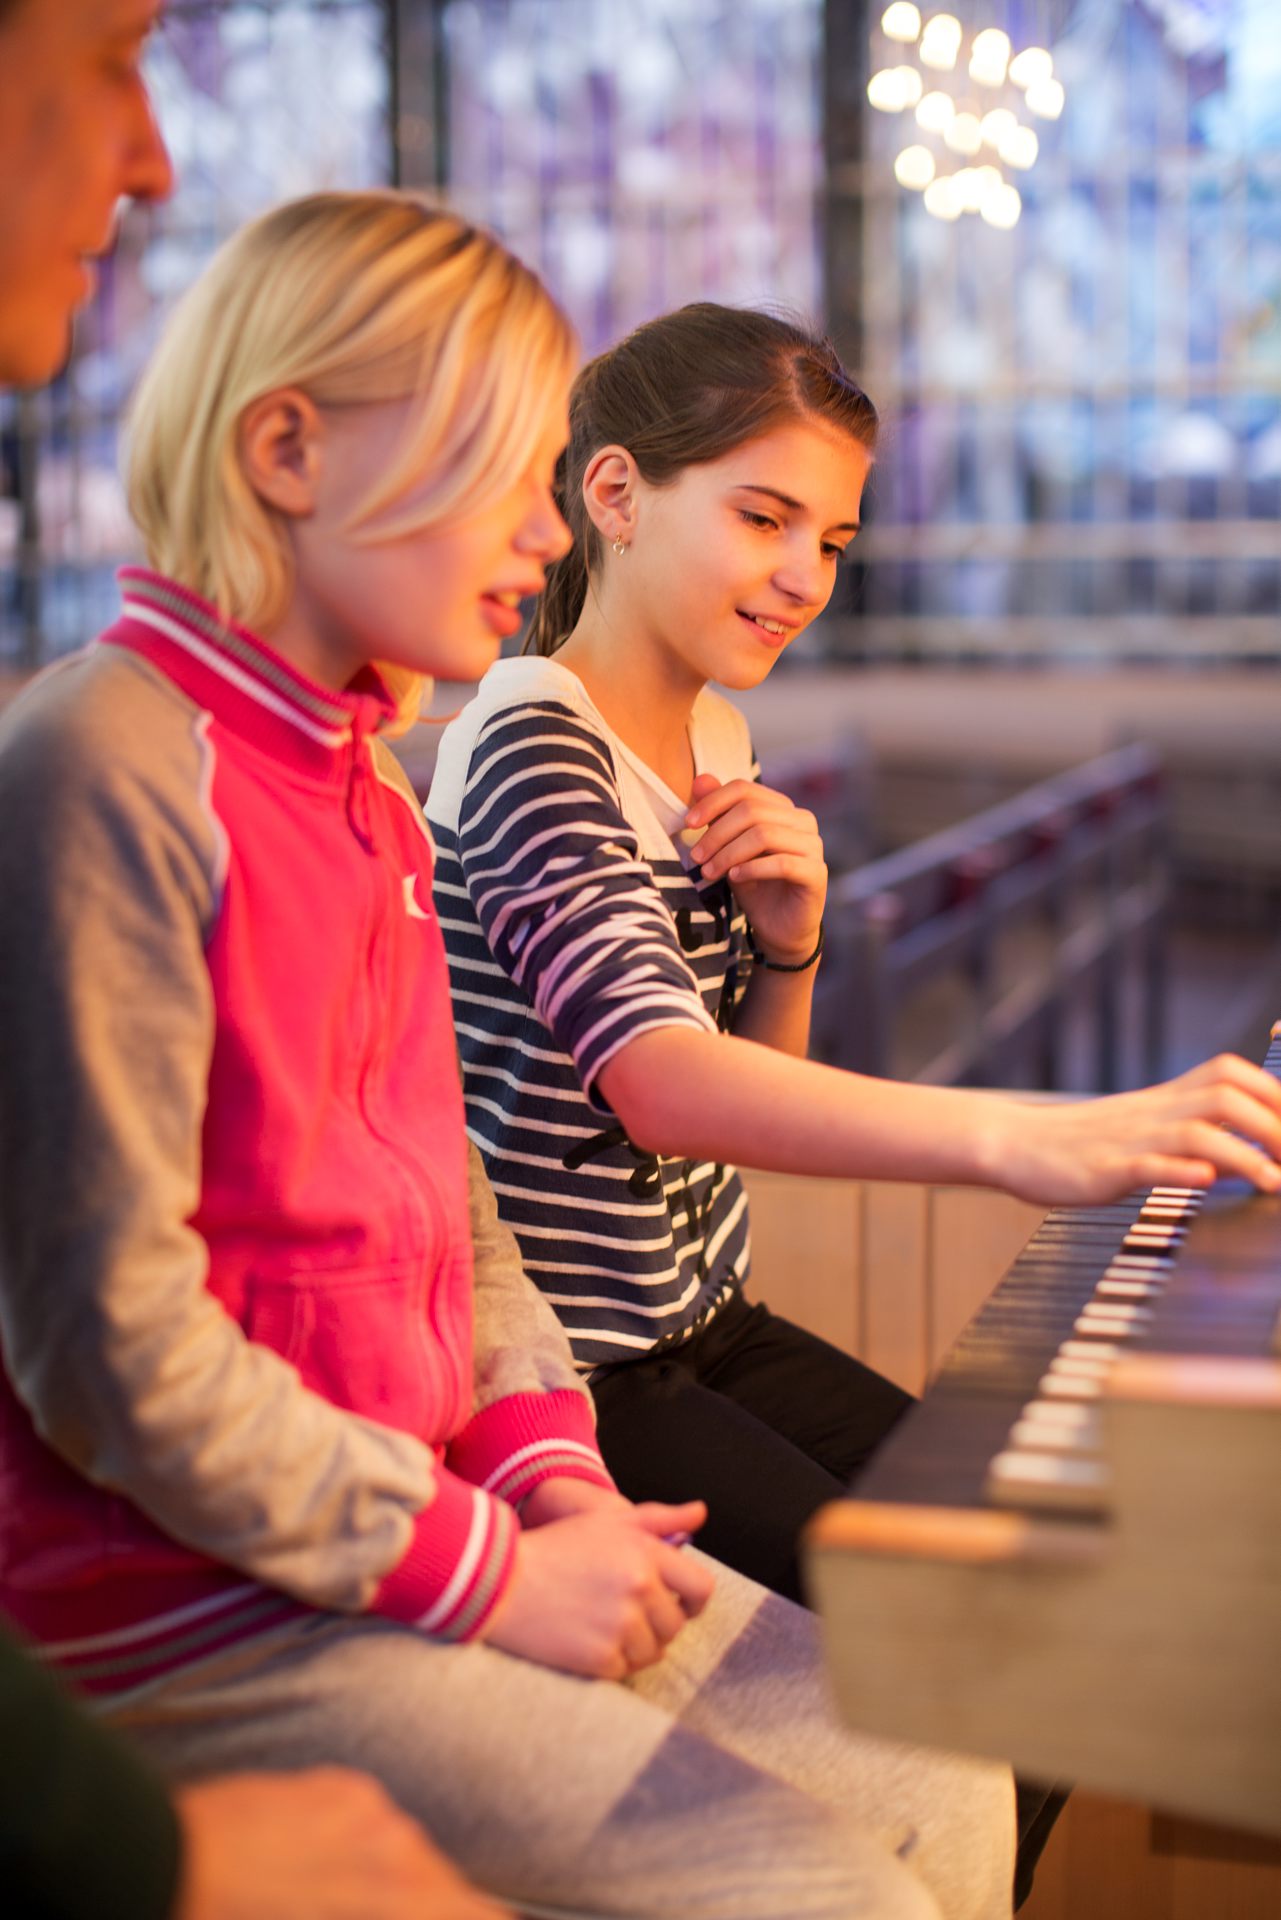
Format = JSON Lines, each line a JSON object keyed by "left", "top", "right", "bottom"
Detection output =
{"left": 581, "top": 444, "right": 640, "bottom": 542}
{"left": 239, "top": 388, "right": 325, "bottom": 518}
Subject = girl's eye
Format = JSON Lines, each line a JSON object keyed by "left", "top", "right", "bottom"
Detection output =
{"left": 822, "top": 543, "right": 846, "bottom": 563}
{"left": 737, "top": 508, "right": 779, "bottom": 531}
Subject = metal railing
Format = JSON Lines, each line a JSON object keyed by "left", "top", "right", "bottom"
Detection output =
{"left": 810, "top": 743, "right": 1169, "bottom": 1091}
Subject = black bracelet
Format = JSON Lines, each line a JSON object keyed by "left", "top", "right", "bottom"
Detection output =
{"left": 747, "top": 919, "right": 825, "bottom": 973}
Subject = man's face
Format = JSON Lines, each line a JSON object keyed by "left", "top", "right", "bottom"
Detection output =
{"left": 0, "top": 0, "right": 173, "bottom": 386}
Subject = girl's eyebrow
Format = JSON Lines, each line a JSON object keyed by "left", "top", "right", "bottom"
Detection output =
{"left": 733, "top": 483, "right": 860, "bottom": 533}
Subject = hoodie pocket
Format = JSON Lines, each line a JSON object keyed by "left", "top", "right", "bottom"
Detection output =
{"left": 244, "top": 1261, "right": 443, "bottom": 1441}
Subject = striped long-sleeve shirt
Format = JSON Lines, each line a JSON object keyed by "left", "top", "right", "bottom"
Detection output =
{"left": 429, "top": 656, "right": 756, "bottom": 1374}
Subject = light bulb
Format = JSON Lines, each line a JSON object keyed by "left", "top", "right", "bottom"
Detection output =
{"left": 924, "top": 175, "right": 963, "bottom": 221}
{"left": 943, "top": 110, "right": 982, "bottom": 156}
{"left": 868, "top": 67, "right": 909, "bottom": 111}
{"left": 895, "top": 65, "right": 924, "bottom": 106}
{"left": 969, "top": 27, "right": 1009, "bottom": 85}
{"left": 980, "top": 108, "right": 1017, "bottom": 148}
{"left": 999, "top": 124, "right": 1039, "bottom": 170}
{"left": 1008, "top": 47, "right": 1054, "bottom": 90}
{"left": 973, "top": 164, "right": 1004, "bottom": 208}
{"left": 894, "top": 144, "right": 937, "bottom": 190}
{"left": 1025, "top": 76, "right": 1065, "bottom": 119}
{"left": 971, "top": 29, "right": 1011, "bottom": 64}
{"left": 919, "top": 12, "right": 962, "bottom": 70}
{"left": 916, "top": 89, "right": 956, "bottom": 133}
{"left": 881, "top": 2, "right": 922, "bottom": 42}
{"left": 980, "top": 181, "right": 1022, "bottom": 228}
{"left": 952, "top": 167, "right": 982, "bottom": 212}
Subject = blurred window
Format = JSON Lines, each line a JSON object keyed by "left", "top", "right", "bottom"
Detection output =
{"left": 850, "top": 0, "right": 1281, "bottom": 663}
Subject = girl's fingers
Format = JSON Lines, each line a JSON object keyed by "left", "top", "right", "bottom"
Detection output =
{"left": 688, "top": 798, "right": 820, "bottom": 862}
{"left": 1164, "top": 1120, "right": 1281, "bottom": 1189}
{"left": 700, "top": 824, "right": 823, "bottom": 878}
{"left": 1178, "top": 1084, "right": 1281, "bottom": 1158}
{"left": 656, "top": 1542, "right": 716, "bottom": 1616}
{"left": 631, "top": 1499, "right": 707, "bottom": 1537}
{"left": 1126, "top": 1155, "right": 1218, "bottom": 1195}
{"left": 727, "top": 854, "right": 827, "bottom": 887}
{"left": 643, "top": 1585, "right": 690, "bottom": 1648}
{"left": 686, "top": 779, "right": 801, "bottom": 829}
{"left": 619, "top": 1614, "right": 662, "bottom": 1673}
{"left": 1181, "top": 1054, "right": 1281, "bottom": 1111}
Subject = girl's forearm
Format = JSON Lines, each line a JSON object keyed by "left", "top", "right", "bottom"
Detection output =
{"left": 730, "top": 964, "right": 816, "bottom": 1059}
{"left": 598, "top": 1026, "right": 1005, "bottom": 1186}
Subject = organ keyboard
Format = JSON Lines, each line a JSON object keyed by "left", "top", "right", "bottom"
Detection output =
{"left": 806, "top": 1031, "right": 1281, "bottom": 1838}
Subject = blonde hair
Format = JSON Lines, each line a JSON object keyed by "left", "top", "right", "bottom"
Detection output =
{"left": 127, "top": 191, "right": 576, "bottom": 732}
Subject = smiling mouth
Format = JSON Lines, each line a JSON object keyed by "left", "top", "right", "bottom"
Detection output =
{"left": 738, "top": 610, "right": 794, "bottom": 639}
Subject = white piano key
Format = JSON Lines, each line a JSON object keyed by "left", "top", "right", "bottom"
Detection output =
{"left": 1059, "top": 1340, "right": 1122, "bottom": 1361}
{"left": 1037, "top": 1372, "right": 1104, "bottom": 1400}
{"left": 1020, "top": 1396, "right": 1098, "bottom": 1423}
{"left": 1009, "top": 1417, "right": 1104, "bottom": 1455}
{"left": 1097, "top": 1278, "right": 1164, "bottom": 1300}
{"left": 986, "top": 1449, "right": 1110, "bottom": 1511}
{"left": 1048, "top": 1353, "right": 1114, "bottom": 1377}
{"left": 1076, "top": 1300, "right": 1154, "bottom": 1321}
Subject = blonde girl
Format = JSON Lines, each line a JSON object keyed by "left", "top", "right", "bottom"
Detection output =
{"left": 0, "top": 200, "right": 1016, "bottom": 1920}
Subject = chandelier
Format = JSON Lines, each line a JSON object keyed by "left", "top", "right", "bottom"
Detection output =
{"left": 869, "top": 6, "right": 1065, "bottom": 228}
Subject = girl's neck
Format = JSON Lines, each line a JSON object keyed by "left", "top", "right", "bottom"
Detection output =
{"left": 553, "top": 603, "right": 705, "bottom": 802}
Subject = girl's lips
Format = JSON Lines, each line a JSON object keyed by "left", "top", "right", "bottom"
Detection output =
{"left": 480, "top": 594, "right": 525, "bottom": 638}
{"left": 736, "top": 610, "right": 791, "bottom": 650}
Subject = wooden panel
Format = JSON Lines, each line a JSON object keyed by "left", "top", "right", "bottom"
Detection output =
{"left": 860, "top": 1183, "right": 930, "bottom": 1394}
{"left": 1021, "top": 1793, "right": 1281, "bottom": 1920}
{"left": 740, "top": 1169, "right": 861, "bottom": 1357}
{"left": 927, "top": 1187, "right": 1045, "bottom": 1375}
{"left": 742, "top": 1175, "right": 1045, "bottom": 1397}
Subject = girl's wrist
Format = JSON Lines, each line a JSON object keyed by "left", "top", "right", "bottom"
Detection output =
{"left": 747, "top": 920, "right": 824, "bottom": 972}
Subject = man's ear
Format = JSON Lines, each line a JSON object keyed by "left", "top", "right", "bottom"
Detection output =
{"left": 238, "top": 388, "right": 325, "bottom": 517}
{"left": 581, "top": 444, "right": 640, "bottom": 543}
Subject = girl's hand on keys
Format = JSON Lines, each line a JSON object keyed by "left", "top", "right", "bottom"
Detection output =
{"left": 481, "top": 1502, "right": 713, "bottom": 1680}
{"left": 992, "top": 1054, "right": 1281, "bottom": 1207}
{"left": 683, "top": 773, "right": 826, "bottom": 966}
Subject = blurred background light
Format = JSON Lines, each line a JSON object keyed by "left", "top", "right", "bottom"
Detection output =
{"left": 881, "top": 2, "right": 922, "bottom": 43}
{"left": 894, "top": 143, "right": 937, "bottom": 189}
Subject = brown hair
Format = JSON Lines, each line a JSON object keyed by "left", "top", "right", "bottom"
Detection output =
{"left": 528, "top": 303, "right": 878, "bottom": 654}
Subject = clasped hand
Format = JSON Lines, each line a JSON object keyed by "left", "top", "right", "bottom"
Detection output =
{"left": 481, "top": 1481, "right": 713, "bottom": 1681}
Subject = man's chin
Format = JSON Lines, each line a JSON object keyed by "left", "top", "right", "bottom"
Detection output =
{"left": 0, "top": 307, "right": 77, "bottom": 391}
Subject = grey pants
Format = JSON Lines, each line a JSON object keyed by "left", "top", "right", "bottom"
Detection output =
{"left": 108, "top": 1554, "right": 1012, "bottom": 1920}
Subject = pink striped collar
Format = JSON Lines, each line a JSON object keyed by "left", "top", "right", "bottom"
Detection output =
{"left": 108, "top": 568, "right": 398, "bottom": 779}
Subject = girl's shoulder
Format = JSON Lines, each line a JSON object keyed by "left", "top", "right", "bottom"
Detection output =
{"left": 428, "top": 655, "right": 610, "bottom": 826}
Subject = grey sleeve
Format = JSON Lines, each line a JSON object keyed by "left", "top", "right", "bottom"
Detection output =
{"left": 0, "top": 659, "right": 437, "bottom": 1614}
{"left": 465, "top": 1140, "right": 597, "bottom": 1416}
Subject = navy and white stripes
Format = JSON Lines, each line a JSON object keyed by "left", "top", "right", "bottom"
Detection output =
{"left": 429, "top": 660, "right": 755, "bottom": 1374}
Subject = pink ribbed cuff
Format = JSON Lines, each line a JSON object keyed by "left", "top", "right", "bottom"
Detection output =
{"left": 373, "top": 1468, "right": 517, "bottom": 1642}
{"left": 447, "top": 1389, "right": 615, "bottom": 1508}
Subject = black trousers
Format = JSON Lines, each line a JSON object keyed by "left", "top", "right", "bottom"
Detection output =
{"left": 592, "top": 1288, "right": 1067, "bottom": 1910}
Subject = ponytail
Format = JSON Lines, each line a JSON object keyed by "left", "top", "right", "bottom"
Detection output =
{"left": 527, "top": 446, "right": 592, "bottom": 654}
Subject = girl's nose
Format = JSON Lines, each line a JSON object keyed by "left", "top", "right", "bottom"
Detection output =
{"left": 522, "top": 492, "right": 573, "bottom": 563}
{"left": 772, "top": 552, "right": 830, "bottom": 609}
